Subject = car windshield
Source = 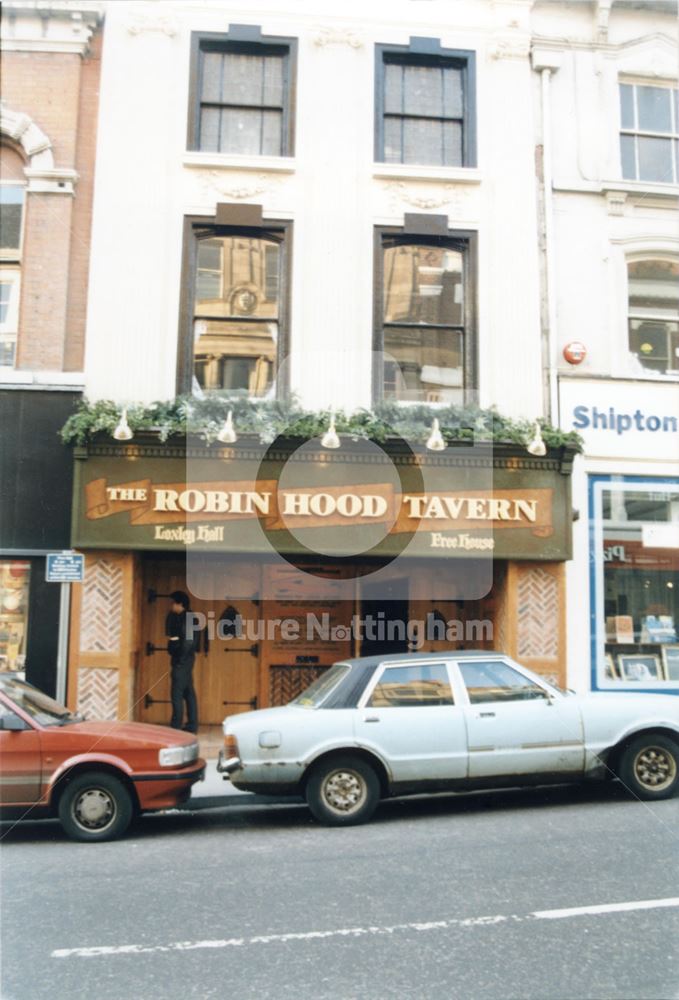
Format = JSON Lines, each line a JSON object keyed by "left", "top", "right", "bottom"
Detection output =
{"left": 0, "top": 677, "right": 78, "bottom": 726}
{"left": 290, "top": 663, "right": 351, "bottom": 708}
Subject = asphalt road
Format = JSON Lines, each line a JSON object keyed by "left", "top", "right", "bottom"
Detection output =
{"left": 1, "top": 782, "right": 678, "bottom": 1000}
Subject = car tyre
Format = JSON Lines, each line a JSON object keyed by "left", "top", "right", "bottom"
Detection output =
{"left": 305, "top": 755, "right": 380, "bottom": 826}
{"left": 58, "top": 771, "right": 133, "bottom": 842}
{"left": 618, "top": 735, "right": 679, "bottom": 801}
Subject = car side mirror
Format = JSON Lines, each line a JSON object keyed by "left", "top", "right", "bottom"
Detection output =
{"left": 0, "top": 715, "right": 28, "bottom": 731}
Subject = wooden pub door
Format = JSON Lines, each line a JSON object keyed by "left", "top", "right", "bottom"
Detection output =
{"left": 138, "top": 558, "right": 260, "bottom": 727}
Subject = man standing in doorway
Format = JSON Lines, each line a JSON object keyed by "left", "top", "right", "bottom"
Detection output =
{"left": 165, "top": 590, "right": 199, "bottom": 733}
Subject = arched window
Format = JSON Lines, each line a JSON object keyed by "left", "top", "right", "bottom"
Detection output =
{"left": 627, "top": 259, "right": 679, "bottom": 375}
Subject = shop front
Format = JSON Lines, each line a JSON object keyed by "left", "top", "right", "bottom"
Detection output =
{"left": 560, "top": 377, "right": 679, "bottom": 695}
{"left": 66, "top": 435, "right": 575, "bottom": 728}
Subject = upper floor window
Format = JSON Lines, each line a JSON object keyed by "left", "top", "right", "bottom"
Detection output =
{"left": 376, "top": 42, "right": 476, "bottom": 167}
{"left": 178, "top": 208, "right": 290, "bottom": 398}
{"left": 374, "top": 222, "right": 476, "bottom": 403}
{"left": 619, "top": 83, "right": 678, "bottom": 184}
{"left": 188, "top": 30, "right": 296, "bottom": 156}
{"left": 628, "top": 259, "right": 679, "bottom": 375}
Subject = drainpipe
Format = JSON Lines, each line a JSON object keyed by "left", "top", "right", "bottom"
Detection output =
{"left": 532, "top": 48, "right": 563, "bottom": 424}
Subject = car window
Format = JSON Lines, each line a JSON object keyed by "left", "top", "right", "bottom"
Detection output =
{"left": 368, "top": 663, "right": 454, "bottom": 707}
{"left": 0, "top": 677, "right": 72, "bottom": 725}
{"left": 290, "top": 663, "right": 351, "bottom": 708}
{"left": 0, "top": 701, "right": 28, "bottom": 728}
{"left": 458, "top": 660, "right": 549, "bottom": 704}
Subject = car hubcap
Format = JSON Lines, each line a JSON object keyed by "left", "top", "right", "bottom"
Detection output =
{"left": 633, "top": 747, "right": 677, "bottom": 792}
{"left": 73, "top": 788, "right": 116, "bottom": 831}
{"left": 323, "top": 769, "right": 366, "bottom": 814}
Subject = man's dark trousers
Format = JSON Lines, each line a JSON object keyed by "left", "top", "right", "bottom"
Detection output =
{"left": 170, "top": 651, "right": 198, "bottom": 732}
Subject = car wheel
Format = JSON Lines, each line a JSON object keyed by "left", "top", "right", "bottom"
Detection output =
{"left": 618, "top": 735, "right": 679, "bottom": 801}
{"left": 58, "top": 772, "right": 133, "bottom": 842}
{"left": 305, "top": 755, "right": 380, "bottom": 826}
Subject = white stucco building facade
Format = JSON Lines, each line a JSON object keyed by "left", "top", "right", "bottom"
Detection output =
{"left": 75, "top": 0, "right": 678, "bottom": 703}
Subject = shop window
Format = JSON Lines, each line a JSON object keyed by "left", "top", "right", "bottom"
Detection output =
{"left": 368, "top": 663, "right": 454, "bottom": 707}
{"left": 592, "top": 478, "right": 679, "bottom": 689}
{"left": 627, "top": 259, "right": 679, "bottom": 375}
{"left": 188, "top": 29, "right": 296, "bottom": 156}
{"left": 619, "top": 82, "right": 678, "bottom": 183}
{"left": 374, "top": 225, "right": 476, "bottom": 403}
{"left": 0, "top": 561, "right": 31, "bottom": 673}
{"left": 180, "top": 215, "right": 290, "bottom": 397}
{"left": 375, "top": 41, "right": 476, "bottom": 167}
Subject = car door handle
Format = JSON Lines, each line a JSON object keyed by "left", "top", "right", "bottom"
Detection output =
{"left": 477, "top": 712, "right": 496, "bottom": 718}
{"left": 363, "top": 716, "right": 380, "bottom": 723}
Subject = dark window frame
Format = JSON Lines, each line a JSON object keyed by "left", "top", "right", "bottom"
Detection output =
{"left": 187, "top": 29, "right": 297, "bottom": 156}
{"left": 176, "top": 214, "right": 293, "bottom": 397}
{"left": 375, "top": 40, "right": 477, "bottom": 167}
{"left": 372, "top": 222, "right": 478, "bottom": 404}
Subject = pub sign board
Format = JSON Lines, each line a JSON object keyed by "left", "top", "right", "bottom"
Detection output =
{"left": 72, "top": 445, "right": 572, "bottom": 563}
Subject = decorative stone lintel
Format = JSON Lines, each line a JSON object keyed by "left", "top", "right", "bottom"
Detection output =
{"left": 24, "top": 168, "right": 78, "bottom": 195}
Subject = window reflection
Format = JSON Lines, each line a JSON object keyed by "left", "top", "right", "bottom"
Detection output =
{"left": 627, "top": 259, "right": 679, "bottom": 374}
{"left": 382, "top": 244, "right": 464, "bottom": 402}
{"left": 193, "top": 236, "right": 280, "bottom": 395}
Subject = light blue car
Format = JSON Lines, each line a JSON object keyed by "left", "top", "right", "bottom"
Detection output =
{"left": 218, "top": 651, "right": 679, "bottom": 825}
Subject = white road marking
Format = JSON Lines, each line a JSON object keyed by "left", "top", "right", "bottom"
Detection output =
{"left": 51, "top": 896, "right": 679, "bottom": 959}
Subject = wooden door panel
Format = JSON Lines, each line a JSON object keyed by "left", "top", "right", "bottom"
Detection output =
{"left": 138, "top": 560, "right": 260, "bottom": 726}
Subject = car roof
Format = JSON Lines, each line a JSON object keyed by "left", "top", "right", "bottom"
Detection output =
{"left": 340, "top": 650, "right": 507, "bottom": 670}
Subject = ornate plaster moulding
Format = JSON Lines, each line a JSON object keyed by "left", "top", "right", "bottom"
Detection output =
{"left": 124, "top": 13, "right": 178, "bottom": 38}
{"left": 384, "top": 181, "right": 476, "bottom": 217}
{"left": 193, "top": 170, "right": 283, "bottom": 201}
{"left": 312, "top": 27, "right": 363, "bottom": 49}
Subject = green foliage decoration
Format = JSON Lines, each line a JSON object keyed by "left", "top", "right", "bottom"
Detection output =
{"left": 60, "top": 394, "right": 583, "bottom": 452}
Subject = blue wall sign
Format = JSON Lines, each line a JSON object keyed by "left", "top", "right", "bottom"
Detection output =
{"left": 46, "top": 551, "right": 84, "bottom": 583}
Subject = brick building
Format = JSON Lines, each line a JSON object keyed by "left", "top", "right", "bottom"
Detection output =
{"left": 0, "top": 1, "right": 103, "bottom": 697}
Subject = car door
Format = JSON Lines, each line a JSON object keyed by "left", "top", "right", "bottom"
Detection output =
{"left": 354, "top": 660, "right": 468, "bottom": 783}
{"left": 454, "top": 658, "right": 584, "bottom": 779}
{"left": 0, "top": 701, "right": 42, "bottom": 807}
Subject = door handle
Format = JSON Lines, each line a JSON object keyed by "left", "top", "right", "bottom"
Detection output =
{"left": 364, "top": 716, "right": 380, "bottom": 723}
{"left": 478, "top": 711, "right": 496, "bottom": 718}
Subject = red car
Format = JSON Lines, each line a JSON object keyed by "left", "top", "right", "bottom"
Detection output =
{"left": 0, "top": 675, "right": 205, "bottom": 842}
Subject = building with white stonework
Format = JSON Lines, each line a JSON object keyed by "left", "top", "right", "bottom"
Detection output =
{"left": 17, "top": 0, "right": 676, "bottom": 726}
